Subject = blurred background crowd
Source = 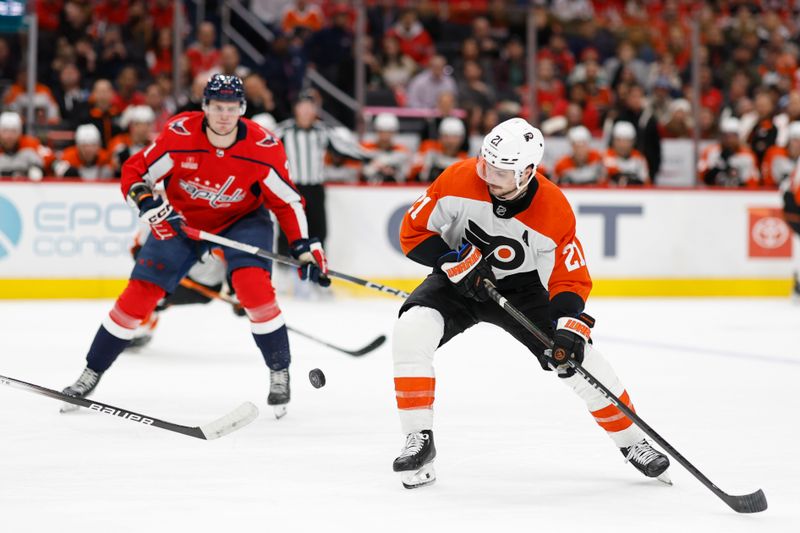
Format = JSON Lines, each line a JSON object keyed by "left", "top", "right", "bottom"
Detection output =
{"left": 1, "top": 0, "right": 800, "bottom": 189}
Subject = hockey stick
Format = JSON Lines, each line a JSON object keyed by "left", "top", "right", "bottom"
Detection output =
{"left": 178, "top": 278, "right": 386, "bottom": 357}
{"left": 0, "top": 374, "right": 258, "bottom": 440}
{"left": 482, "top": 280, "right": 768, "bottom": 514}
{"left": 182, "top": 226, "right": 411, "bottom": 298}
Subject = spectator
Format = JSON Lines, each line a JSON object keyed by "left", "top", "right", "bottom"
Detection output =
{"left": 539, "top": 33, "right": 576, "bottom": 78}
{"left": 110, "top": 105, "right": 155, "bottom": 174}
{"left": 282, "top": 0, "right": 325, "bottom": 36}
{"left": 605, "top": 40, "right": 649, "bottom": 89}
{"left": 304, "top": 6, "right": 354, "bottom": 86}
{"left": 470, "top": 16, "right": 499, "bottom": 60}
{"left": 53, "top": 124, "right": 112, "bottom": 180}
{"left": 406, "top": 55, "right": 458, "bottom": 110}
{"left": 615, "top": 84, "right": 662, "bottom": 180}
{"left": 242, "top": 73, "right": 275, "bottom": 119}
{"left": 177, "top": 74, "right": 207, "bottom": 114}
{"left": 218, "top": 45, "right": 251, "bottom": 79}
{"left": 361, "top": 113, "right": 411, "bottom": 184}
{"left": 495, "top": 37, "right": 526, "bottom": 99}
{"left": 186, "top": 22, "right": 221, "bottom": 78}
{"left": 144, "top": 83, "right": 170, "bottom": 132}
{"left": 744, "top": 89, "right": 779, "bottom": 166}
{"left": 112, "top": 66, "right": 146, "bottom": 112}
{"left": 0, "top": 112, "right": 53, "bottom": 180}
{"left": 456, "top": 60, "right": 495, "bottom": 111}
{"left": 553, "top": 125, "right": 606, "bottom": 185}
{"left": 53, "top": 63, "right": 90, "bottom": 129}
{"left": 96, "top": 25, "right": 130, "bottom": 81}
{"left": 775, "top": 91, "right": 800, "bottom": 146}
{"left": 521, "top": 56, "right": 566, "bottom": 121}
{"left": 762, "top": 121, "right": 800, "bottom": 188}
{"left": 0, "top": 36, "right": 19, "bottom": 84}
{"left": 453, "top": 38, "right": 494, "bottom": 88}
{"left": 411, "top": 117, "right": 468, "bottom": 182}
{"left": 660, "top": 99, "right": 693, "bottom": 139}
{"left": 698, "top": 65, "right": 724, "bottom": 116}
{"left": 385, "top": 9, "right": 434, "bottom": 67}
{"left": 698, "top": 117, "right": 760, "bottom": 187}
{"left": 378, "top": 34, "right": 417, "bottom": 95}
{"left": 84, "top": 79, "right": 122, "bottom": 148}
{"left": 146, "top": 27, "right": 173, "bottom": 79}
{"left": 602, "top": 121, "right": 649, "bottom": 186}
{"left": 3, "top": 67, "right": 61, "bottom": 124}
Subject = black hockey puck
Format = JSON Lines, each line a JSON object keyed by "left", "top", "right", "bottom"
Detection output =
{"left": 309, "top": 368, "right": 326, "bottom": 388}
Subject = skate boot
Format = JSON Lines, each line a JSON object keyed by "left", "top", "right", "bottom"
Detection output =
{"left": 393, "top": 430, "right": 436, "bottom": 489}
{"left": 267, "top": 368, "right": 290, "bottom": 419}
{"left": 60, "top": 367, "right": 102, "bottom": 413}
{"left": 621, "top": 438, "right": 671, "bottom": 485}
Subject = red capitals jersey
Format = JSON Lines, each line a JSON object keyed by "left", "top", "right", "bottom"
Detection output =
{"left": 121, "top": 112, "right": 308, "bottom": 242}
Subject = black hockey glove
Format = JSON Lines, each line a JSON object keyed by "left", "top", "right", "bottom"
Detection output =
{"left": 128, "top": 183, "right": 184, "bottom": 240}
{"left": 550, "top": 313, "right": 595, "bottom": 378}
{"left": 437, "top": 243, "right": 496, "bottom": 302}
{"left": 290, "top": 238, "right": 331, "bottom": 287}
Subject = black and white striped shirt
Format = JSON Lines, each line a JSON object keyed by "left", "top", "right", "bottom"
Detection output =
{"left": 274, "top": 119, "right": 368, "bottom": 185}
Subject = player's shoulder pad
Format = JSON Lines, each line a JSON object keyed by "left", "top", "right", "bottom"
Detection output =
{"left": 164, "top": 111, "right": 204, "bottom": 138}
{"left": 525, "top": 173, "right": 576, "bottom": 237}
{"left": 431, "top": 157, "right": 484, "bottom": 195}
{"left": 240, "top": 116, "right": 281, "bottom": 150}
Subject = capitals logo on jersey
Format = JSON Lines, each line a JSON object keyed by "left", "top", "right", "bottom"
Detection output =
{"left": 179, "top": 175, "right": 246, "bottom": 208}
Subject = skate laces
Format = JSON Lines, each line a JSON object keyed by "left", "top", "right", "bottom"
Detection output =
{"left": 73, "top": 368, "right": 99, "bottom": 393}
{"left": 270, "top": 369, "right": 289, "bottom": 391}
{"left": 399, "top": 432, "right": 428, "bottom": 458}
{"left": 625, "top": 439, "right": 660, "bottom": 465}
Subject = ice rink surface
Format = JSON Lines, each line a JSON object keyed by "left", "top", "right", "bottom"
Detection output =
{"left": 1, "top": 295, "right": 798, "bottom": 533}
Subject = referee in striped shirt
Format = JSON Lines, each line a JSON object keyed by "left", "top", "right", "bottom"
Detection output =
{"left": 274, "top": 91, "right": 367, "bottom": 248}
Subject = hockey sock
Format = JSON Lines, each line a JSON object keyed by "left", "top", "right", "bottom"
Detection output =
{"left": 393, "top": 306, "right": 444, "bottom": 434}
{"left": 793, "top": 234, "right": 800, "bottom": 282}
{"left": 231, "top": 267, "right": 290, "bottom": 370}
{"left": 559, "top": 344, "right": 644, "bottom": 448}
{"left": 87, "top": 280, "right": 165, "bottom": 372}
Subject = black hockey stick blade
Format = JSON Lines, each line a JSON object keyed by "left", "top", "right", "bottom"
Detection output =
{"left": 481, "top": 280, "right": 768, "bottom": 514}
{"left": 0, "top": 373, "right": 258, "bottom": 440}
{"left": 287, "top": 326, "right": 386, "bottom": 357}
{"left": 723, "top": 489, "right": 768, "bottom": 514}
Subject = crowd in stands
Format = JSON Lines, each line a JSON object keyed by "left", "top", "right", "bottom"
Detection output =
{"left": 0, "top": 0, "right": 799, "bottom": 190}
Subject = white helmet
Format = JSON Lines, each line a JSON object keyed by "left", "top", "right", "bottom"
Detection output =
{"left": 439, "top": 117, "right": 465, "bottom": 138}
{"left": 374, "top": 113, "right": 399, "bottom": 132}
{"left": 567, "top": 125, "right": 591, "bottom": 144}
{"left": 479, "top": 118, "right": 544, "bottom": 195}
{"left": 788, "top": 121, "right": 800, "bottom": 140}
{"left": 612, "top": 121, "right": 636, "bottom": 140}
{"left": 75, "top": 124, "right": 101, "bottom": 145}
{"left": 719, "top": 116, "right": 740, "bottom": 135}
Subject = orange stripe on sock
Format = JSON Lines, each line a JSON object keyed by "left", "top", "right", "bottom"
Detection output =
{"left": 591, "top": 390, "right": 636, "bottom": 432}
{"left": 395, "top": 377, "right": 435, "bottom": 410}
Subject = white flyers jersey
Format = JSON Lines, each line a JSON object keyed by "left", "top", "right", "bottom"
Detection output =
{"left": 401, "top": 157, "right": 592, "bottom": 301}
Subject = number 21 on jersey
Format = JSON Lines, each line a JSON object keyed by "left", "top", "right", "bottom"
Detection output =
{"left": 563, "top": 241, "right": 586, "bottom": 272}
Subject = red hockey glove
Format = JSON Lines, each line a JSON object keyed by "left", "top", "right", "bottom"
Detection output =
{"left": 290, "top": 238, "right": 331, "bottom": 287}
{"left": 129, "top": 183, "right": 184, "bottom": 240}
{"left": 551, "top": 313, "right": 595, "bottom": 378}
{"left": 437, "top": 243, "right": 496, "bottom": 302}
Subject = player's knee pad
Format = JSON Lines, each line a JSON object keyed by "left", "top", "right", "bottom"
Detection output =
{"left": 104, "top": 279, "right": 166, "bottom": 339}
{"left": 559, "top": 343, "right": 624, "bottom": 411}
{"left": 231, "top": 267, "right": 283, "bottom": 333}
{"left": 393, "top": 306, "right": 444, "bottom": 373}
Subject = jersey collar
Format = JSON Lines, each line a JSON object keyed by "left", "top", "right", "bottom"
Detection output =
{"left": 489, "top": 176, "right": 538, "bottom": 219}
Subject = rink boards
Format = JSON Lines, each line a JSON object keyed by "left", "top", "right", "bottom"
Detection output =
{"left": 0, "top": 181, "right": 794, "bottom": 298}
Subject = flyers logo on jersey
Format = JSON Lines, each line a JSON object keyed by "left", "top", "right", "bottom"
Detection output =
{"left": 179, "top": 176, "right": 245, "bottom": 208}
{"left": 464, "top": 220, "right": 525, "bottom": 270}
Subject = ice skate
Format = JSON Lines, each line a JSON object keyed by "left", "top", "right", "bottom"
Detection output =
{"left": 393, "top": 430, "right": 437, "bottom": 489}
{"left": 621, "top": 438, "right": 671, "bottom": 485}
{"left": 60, "top": 367, "right": 102, "bottom": 413}
{"left": 268, "top": 368, "right": 290, "bottom": 419}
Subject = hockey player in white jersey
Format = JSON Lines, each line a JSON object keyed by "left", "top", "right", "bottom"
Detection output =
{"left": 391, "top": 118, "right": 670, "bottom": 489}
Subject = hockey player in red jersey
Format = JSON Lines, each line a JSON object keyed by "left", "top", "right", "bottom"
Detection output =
{"left": 391, "top": 118, "right": 670, "bottom": 488}
{"left": 60, "top": 74, "right": 329, "bottom": 419}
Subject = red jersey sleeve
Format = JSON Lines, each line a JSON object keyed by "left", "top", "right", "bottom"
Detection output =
{"left": 256, "top": 139, "right": 309, "bottom": 244}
